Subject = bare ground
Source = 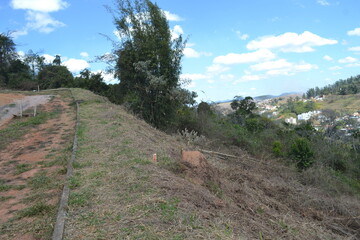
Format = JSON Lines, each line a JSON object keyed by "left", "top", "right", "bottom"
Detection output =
{"left": 64, "top": 89, "right": 360, "bottom": 239}
{"left": 0, "top": 90, "right": 75, "bottom": 240}
{"left": 0, "top": 94, "right": 53, "bottom": 127}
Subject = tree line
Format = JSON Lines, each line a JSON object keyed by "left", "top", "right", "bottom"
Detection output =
{"left": 305, "top": 74, "right": 360, "bottom": 98}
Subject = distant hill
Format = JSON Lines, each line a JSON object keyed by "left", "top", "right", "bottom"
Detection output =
{"left": 215, "top": 92, "right": 302, "bottom": 106}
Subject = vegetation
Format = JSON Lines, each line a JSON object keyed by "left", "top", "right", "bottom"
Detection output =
{"left": 106, "top": 0, "right": 196, "bottom": 128}
{"left": 306, "top": 74, "right": 360, "bottom": 98}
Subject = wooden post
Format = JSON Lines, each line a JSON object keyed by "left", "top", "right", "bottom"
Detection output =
{"left": 20, "top": 101, "right": 23, "bottom": 118}
{"left": 34, "top": 105, "right": 37, "bottom": 117}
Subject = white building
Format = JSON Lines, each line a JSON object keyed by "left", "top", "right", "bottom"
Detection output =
{"left": 285, "top": 117, "right": 297, "bottom": 125}
{"left": 297, "top": 111, "right": 321, "bottom": 121}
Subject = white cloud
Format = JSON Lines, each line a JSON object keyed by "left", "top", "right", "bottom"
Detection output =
{"left": 10, "top": 0, "right": 68, "bottom": 36}
{"left": 250, "top": 87, "right": 256, "bottom": 91}
{"left": 220, "top": 74, "right": 235, "bottom": 82}
{"left": 213, "top": 49, "right": 276, "bottom": 65}
{"left": 346, "top": 63, "right": 360, "bottom": 68}
{"left": 10, "top": 29, "right": 28, "bottom": 38}
{"left": 180, "top": 73, "right": 208, "bottom": 81}
{"left": 80, "top": 52, "right": 89, "bottom": 58}
{"left": 250, "top": 59, "right": 291, "bottom": 71}
{"left": 247, "top": 31, "right": 338, "bottom": 53}
{"left": 347, "top": 27, "right": 360, "bottom": 36}
{"left": 25, "top": 11, "right": 65, "bottom": 33}
{"left": 323, "top": 55, "right": 333, "bottom": 61}
{"left": 10, "top": 0, "right": 69, "bottom": 12}
{"left": 234, "top": 74, "right": 264, "bottom": 83}
{"left": 349, "top": 46, "right": 360, "bottom": 52}
{"left": 163, "top": 11, "right": 183, "bottom": 21}
{"left": 187, "top": 81, "right": 196, "bottom": 89}
{"left": 42, "top": 54, "right": 55, "bottom": 64}
{"left": 206, "top": 64, "right": 230, "bottom": 74}
{"left": 317, "top": 0, "right": 330, "bottom": 6}
{"left": 93, "top": 70, "right": 119, "bottom": 85}
{"left": 183, "top": 48, "right": 212, "bottom": 58}
{"left": 62, "top": 58, "right": 90, "bottom": 73}
{"left": 329, "top": 66, "right": 342, "bottom": 70}
{"left": 338, "top": 56, "right": 358, "bottom": 63}
{"left": 236, "top": 31, "right": 249, "bottom": 40}
{"left": 249, "top": 59, "right": 318, "bottom": 77}
{"left": 171, "top": 25, "right": 183, "bottom": 40}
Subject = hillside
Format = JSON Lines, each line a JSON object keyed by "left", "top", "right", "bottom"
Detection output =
{"left": 318, "top": 94, "right": 360, "bottom": 113}
{"left": 0, "top": 89, "right": 359, "bottom": 239}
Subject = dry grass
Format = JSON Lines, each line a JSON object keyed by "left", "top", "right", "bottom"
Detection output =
{"left": 64, "top": 89, "right": 360, "bottom": 239}
{"left": 319, "top": 94, "right": 360, "bottom": 113}
{"left": 0, "top": 89, "right": 76, "bottom": 240}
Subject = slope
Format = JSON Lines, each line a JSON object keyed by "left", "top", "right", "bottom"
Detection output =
{"left": 0, "top": 89, "right": 76, "bottom": 240}
{"left": 64, "top": 89, "right": 360, "bottom": 239}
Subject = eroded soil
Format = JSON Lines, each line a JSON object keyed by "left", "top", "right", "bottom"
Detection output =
{"left": 0, "top": 91, "right": 75, "bottom": 240}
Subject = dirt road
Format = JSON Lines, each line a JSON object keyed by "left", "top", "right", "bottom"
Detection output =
{"left": 0, "top": 94, "right": 52, "bottom": 126}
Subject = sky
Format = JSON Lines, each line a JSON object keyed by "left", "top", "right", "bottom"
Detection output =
{"left": 1, "top": 0, "right": 360, "bottom": 102}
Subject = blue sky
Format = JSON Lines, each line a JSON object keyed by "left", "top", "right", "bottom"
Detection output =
{"left": 1, "top": 0, "right": 360, "bottom": 101}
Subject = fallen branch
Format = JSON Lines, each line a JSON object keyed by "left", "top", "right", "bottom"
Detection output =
{"left": 200, "top": 149, "right": 238, "bottom": 159}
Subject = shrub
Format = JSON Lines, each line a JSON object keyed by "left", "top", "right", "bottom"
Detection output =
{"left": 290, "top": 138, "right": 314, "bottom": 170}
{"left": 272, "top": 141, "right": 284, "bottom": 157}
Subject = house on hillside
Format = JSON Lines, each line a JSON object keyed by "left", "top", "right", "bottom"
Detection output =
{"left": 297, "top": 111, "right": 321, "bottom": 121}
{"left": 285, "top": 117, "right": 297, "bottom": 125}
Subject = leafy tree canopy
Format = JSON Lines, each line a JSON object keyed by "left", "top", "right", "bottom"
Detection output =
{"left": 111, "top": 0, "right": 196, "bottom": 128}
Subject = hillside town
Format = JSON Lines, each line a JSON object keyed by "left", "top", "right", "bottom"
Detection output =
{"left": 257, "top": 95, "right": 360, "bottom": 137}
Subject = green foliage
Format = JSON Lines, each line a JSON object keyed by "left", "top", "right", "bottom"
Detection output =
{"left": 290, "top": 138, "right": 314, "bottom": 170}
{"left": 306, "top": 74, "right": 360, "bottom": 98}
{"left": 231, "top": 96, "right": 256, "bottom": 116}
{"left": 280, "top": 97, "right": 318, "bottom": 115}
{"left": 73, "top": 69, "right": 110, "bottom": 95}
{"left": 110, "top": 0, "right": 195, "bottom": 128}
{"left": 272, "top": 141, "right": 284, "bottom": 157}
{"left": 38, "top": 65, "right": 73, "bottom": 89}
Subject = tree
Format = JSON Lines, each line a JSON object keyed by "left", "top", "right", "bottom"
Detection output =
{"left": 111, "top": 0, "right": 194, "bottom": 128}
{"left": 24, "top": 50, "right": 45, "bottom": 80}
{"left": 231, "top": 96, "right": 257, "bottom": 115}
{"left": 53, "top": 55, "right": 61, "bottom": 66}
{"left": 38, "top": 65, "right": 73, "bottom": 89}
{"left": 0, "top": 33, "right": 18, "bottom": 86}
{"left": 73, "top": 69, "right": 110, "bottom": 95}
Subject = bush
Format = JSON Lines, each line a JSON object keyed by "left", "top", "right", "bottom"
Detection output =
{"left": 290, "top": 138, "right": 314, "bottom": 170}
{"left": 272, "top": 141, "right": 284, "bottom": 157}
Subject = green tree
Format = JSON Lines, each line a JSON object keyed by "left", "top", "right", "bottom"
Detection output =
{"left": 231, "top": 96, "right": 257, "bottom": 115}
{"left": 73, "top": 69, "right": 110, "bottom": 95}
{"left": 0, "top": 33, "right": 18, "bottom": 86}
{"left": 290, "top": 137, "right": 314, "bottom": 170}
{"left": 52, "top": 55, "right": 61, "bottom": 66}
{"left": 38, "top": 65, "right": 73, "bottom": 89}
{"left": 111, "top": 0, "right": 194, "bottom": 128}
{"left": 24, "top": 50, "right": 45, "bottom": 80}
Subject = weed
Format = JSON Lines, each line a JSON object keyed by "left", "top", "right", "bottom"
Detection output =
{"left": 158, "top": 198, "right": 180, "bottom": 222}
{"left": 17, "top": 202, "right": 53, "bottom": 218}
{"left": 15, "top": 163, "right": 32, "bottom": 174}
{"left": 0, "top": 196, "right": 14, "bottom": 202}
{"left": 69, "top": 173, "right": 82, "bottom": 189}
{"left": 29, "top": 171, "right": 52, "bottom": 189}
{"left": 69, "top": 189, "right": 91, "bottom": 207}
{"left": 207, "top": 181, "right": 223, "bottom": 198}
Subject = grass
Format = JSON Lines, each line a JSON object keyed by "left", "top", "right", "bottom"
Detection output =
{"left": 0, "top": 89, "right": 76, "bottom": 240}
{"left": 60, "top": 89, "right": 360, "bottom": 239}
{"left": 17, "top": 202, "right": 54, "bottom": 218}
{"left": 15, "top": 163, "right": 32, "bottom": 174}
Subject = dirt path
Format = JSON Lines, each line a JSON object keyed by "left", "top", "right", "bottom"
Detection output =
{"left": 0, "top": 94, "right": 53, "bottom": 127}
{"left": 0, "top": 91, "right": 75, "bottom": 240}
